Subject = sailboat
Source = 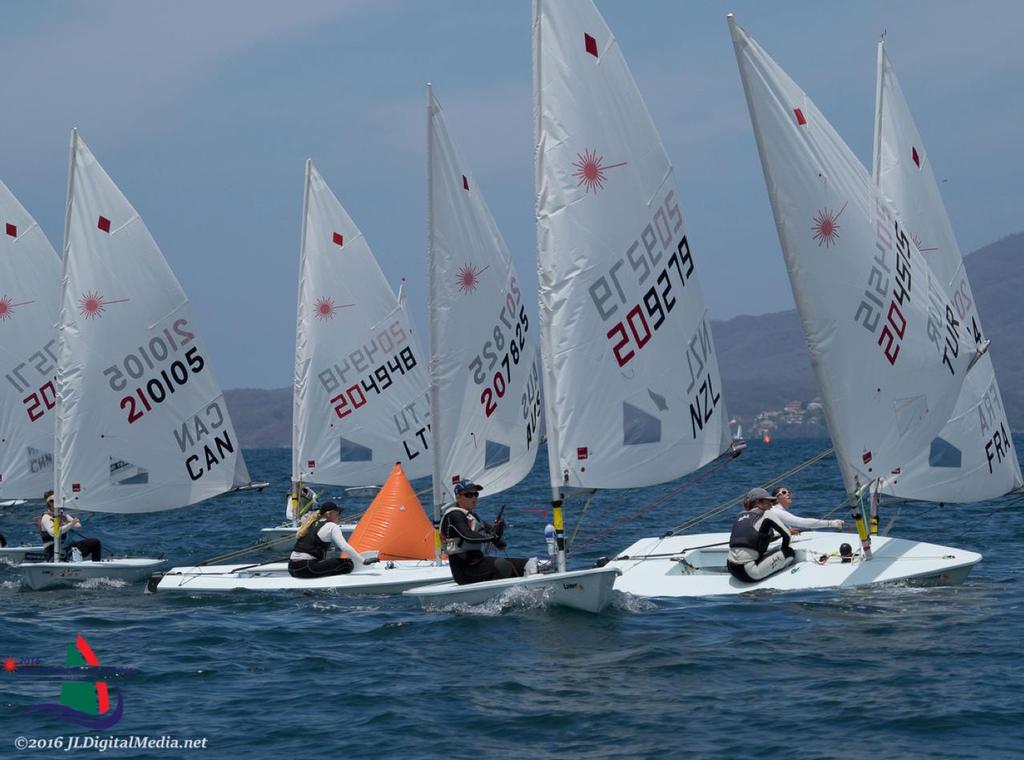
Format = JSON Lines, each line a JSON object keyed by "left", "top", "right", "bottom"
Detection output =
{"left": 258, "top": 158, "right": 434, "bottom": 547}
{"left": 153, "top": 161, "right": 452, "bottom": 594}
{"left": 0, "top": 180, "right": 61, "bottom": 563}
{"left": 407, "top": 85, "right": 617, "bottom": 612}
{"left": 407, "top": 0, "right": 743, "bottom": 612}
{"left": 18, "top": 130, "right": 255, "bottom": 590}
{"left": 612, "top": 17, "right": 986, "bottom": 597}
{"left": 872, "top": 41, "right": 1022, "bottom": 503}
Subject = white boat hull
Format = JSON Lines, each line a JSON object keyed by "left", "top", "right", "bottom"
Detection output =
{"left": 19, "top": 558, "right": 166, "bottom": 591}
{"left": 403, "top": 566, "right": 622, "bottom": 613}
{"left": 612, "top": 532, "right": 981, "bottom": 598}
{"left": 152, "top": 559, "right": 451, "bottom": 594}
{"left": 0, "top": 545, "right": 46, "bottom": 564}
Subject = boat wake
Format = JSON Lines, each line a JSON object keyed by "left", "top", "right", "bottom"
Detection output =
{"left": 76, "top": 577, "right": 129, "bottom": 590}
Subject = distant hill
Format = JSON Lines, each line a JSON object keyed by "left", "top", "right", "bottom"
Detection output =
{"left": 224, "top": 387, "right": 291, "bottom": 448}
{"left": 225, "top": 233, "right": 1023, "bottom": 447}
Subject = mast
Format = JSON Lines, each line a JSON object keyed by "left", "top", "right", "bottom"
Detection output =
{"left": 290, "top": 159, "right": 314, "bottom": 526}
{"left": 533, "top": 0, "right": 566, "bottom": 573}
{"left": 53, "top": 128, "right": 80, "bottom": 562}
{"left": 872, "top": 40, "right": 886, "bottom": 186}
{"left": 426, "top": 82, "right": 444, "bottom": 564}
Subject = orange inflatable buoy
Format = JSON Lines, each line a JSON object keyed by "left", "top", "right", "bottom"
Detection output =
{"left": 347, "top": 463, "right": 434, "bottom": 561}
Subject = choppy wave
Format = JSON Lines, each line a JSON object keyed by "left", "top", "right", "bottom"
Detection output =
{"left": 1, "top": 442, "right": 1022, "bottom": 757}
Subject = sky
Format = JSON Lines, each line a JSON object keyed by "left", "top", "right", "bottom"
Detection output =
{"left": 2, "top": 0, "right": 1022, "bottom": 389}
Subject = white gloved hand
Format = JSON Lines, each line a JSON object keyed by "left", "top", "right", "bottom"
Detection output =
{"left": 830, "top": 520, "right": 844, "bottom": 529}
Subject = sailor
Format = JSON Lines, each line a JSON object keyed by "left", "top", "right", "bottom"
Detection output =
{"left": 287, "top": 501, "right": 378, "bottom": 579}
{"left": 726, "top": 487, "right": 795, "bottom": 582}
{"left": 39, "top": 492, "right": 102, "bottom": 562}
{"left": 769, "top": 486, "right": 845, "bottom": 535}
{"left": 440, "top": 480, "right": 532, "bottom": 585}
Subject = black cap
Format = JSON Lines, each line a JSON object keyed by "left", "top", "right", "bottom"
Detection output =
{"left": 319, "top": 501, "right": 341, "bottom": 515}
{"left": 453, "top": 480, "right": 483, "bottom": 496}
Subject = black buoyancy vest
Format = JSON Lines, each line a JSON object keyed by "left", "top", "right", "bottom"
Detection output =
{"left": 440, "top": 507, "right": 487, "bottom": 556}
{"left": 729, "top": 508, "right": 768, "bottom": 553}
{"left": 292, "top": 520, "right": 331, "bottom": 560}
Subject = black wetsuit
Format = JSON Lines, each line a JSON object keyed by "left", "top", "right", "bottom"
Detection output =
{"left": 441, "top": 508, "right": 527, "bottom": 585}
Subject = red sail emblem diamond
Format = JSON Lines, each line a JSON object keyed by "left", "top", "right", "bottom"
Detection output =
{"left": 572, "top": 149, "right": 627, "bottom": 194}
{"left": 811, "top": 201, "right": 847, "bottom": 248}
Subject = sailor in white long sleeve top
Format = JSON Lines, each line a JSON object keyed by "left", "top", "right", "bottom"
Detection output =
{"left": 769, "top": 486, "right": 844, "bottom": 534}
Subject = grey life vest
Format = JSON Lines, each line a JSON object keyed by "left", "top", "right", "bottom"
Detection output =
{"left": 441, "top": 506, "right": 489, "bottom": 556}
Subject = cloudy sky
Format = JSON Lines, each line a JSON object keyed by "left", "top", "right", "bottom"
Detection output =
{"left": 3, "top": 0, "right": 1021, "bottom": 389}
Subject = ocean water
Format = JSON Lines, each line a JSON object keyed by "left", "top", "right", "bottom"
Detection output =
{"left": 2, "top": 439, "right": 1022, "bottom": 759}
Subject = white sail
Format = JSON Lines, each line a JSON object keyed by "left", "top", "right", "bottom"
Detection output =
{"left": 873, "top": 43, "right": 1022, "bottom": 502}
{"left": 729, "top": 18, "right": 979, "bottom": 492}
{"left": 427, "top": 90, "right": 541, "bottom": 501}
{"left": 535, "top": 0, "right": 732, "bottom": 490}
{"left": 0, "top": 181, "right": 61, "bottom": 500}
{"left": 292, "top": 161, "right": 431, "bottom": 486}
{"left": 55, "top": 131, "right": 245, "bottom": 513}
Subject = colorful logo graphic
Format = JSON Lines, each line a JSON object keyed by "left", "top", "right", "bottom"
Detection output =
{"left": 5, "top": 634, "right": 133, "bottom": 728}
{"left": 572, "top": 148, "right": 626, "bottom": 194}
{"left": 456, "top": 263, "right": 488, "bottom": 295}
{"left": 0, "top": 295, "right": 33, "bottom": 322}
{"left": 79, "top": 291, "right": 130, "bottom": 320}
{"left": 313, "top": 296, "right": 354, "bottom": 320}
{"left": 811, "top": 201, "right": 847, "bottom": 248}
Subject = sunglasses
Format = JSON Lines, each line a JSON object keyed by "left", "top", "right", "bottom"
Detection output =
{"left": 459, "top": 492, "right": 479, "bottom": 498}
{"left": 778, "top": 490, "right": 790, "bottom": 496}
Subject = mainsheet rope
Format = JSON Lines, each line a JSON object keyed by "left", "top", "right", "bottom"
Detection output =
{"left": 568, "top": 445, "right": 835, "bottom": 555}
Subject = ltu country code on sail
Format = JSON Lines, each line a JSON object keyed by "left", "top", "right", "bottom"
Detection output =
{"left": 14, "top": 734, "right": 208, "bottom": 752}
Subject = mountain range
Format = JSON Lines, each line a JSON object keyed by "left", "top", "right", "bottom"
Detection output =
{"left": 226, "top": 232, "right": 1023, "bottom": 447}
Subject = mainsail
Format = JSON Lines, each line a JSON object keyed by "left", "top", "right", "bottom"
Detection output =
{"left": 55, "top": 131, "right": 246, "bottom": 513}
{"left": 873, "top": 42, "right": 1022, "bottom": 502}
{"left": 292, "top": 161, "right": 431, "bottom": 486}
{"left": 729, "top": 17, "right": 979, "bottom": 493}
{"left": 427, "top": 87, "right": 541, "bottom": 506}
{"left": 0, "top": 181, "right": 61, "bottom": 499}
{"left": 535, "top": 0, "right": 732, "bottom": 492}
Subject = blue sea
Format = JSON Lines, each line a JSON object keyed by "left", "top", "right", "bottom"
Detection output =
{"left": 2, "top": 439, "right": 1022, "bottom": 759}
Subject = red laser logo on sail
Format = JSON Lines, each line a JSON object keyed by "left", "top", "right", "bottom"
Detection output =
{"left": 911, "top": 232, "right": 938, "bottom": 253}
{"left": 456, "top": 263, "right": 488, "bottom": 295}
{"left": 0, "top": 295, "right": 33, "bottom": 321}
{"left": 811, "top": 201, "right": 847, "bottom": 248}
{"left": 573, "top": 149, "right": 626, "bottom": 194}
{"left": 79, "top": 292, "right": 129, "bottom": 319}
{"left": 313, "top": 297, "right": 355, "bottom": 320}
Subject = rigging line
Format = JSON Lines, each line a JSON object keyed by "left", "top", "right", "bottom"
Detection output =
{"left": 567, "top": 493, "right": 596, "bottom": 549}
{"left": 199, "top": 534, "right": 296, "bottom": 566}
{"left": 663, "top": 446, "right": 835, "bottom": 537}
{"left": 571, "top": 451, "right": 739, "bottom": 554}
